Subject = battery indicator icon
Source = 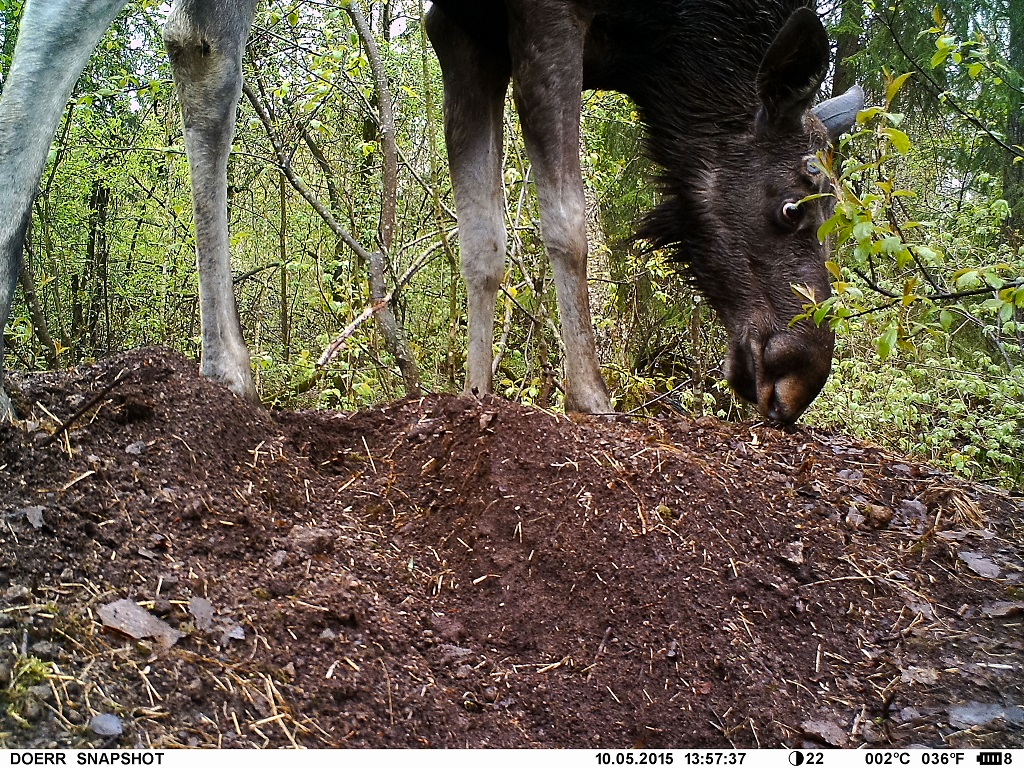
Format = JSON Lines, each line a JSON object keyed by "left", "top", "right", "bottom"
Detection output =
{"left": 977, "top": 754, "right": 1003, "bottom": 766}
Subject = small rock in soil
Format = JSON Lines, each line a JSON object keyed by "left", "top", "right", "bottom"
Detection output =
{"left": 29, "top": 641, "right": 60, "bottom": 661}
{"left": 780, "top": 540, "right": 805, "bottom": 566}
{"left": 89, "top": 713, "right": 124, "bottom": 737}
{"left": 287, "top": 526, "right": 336, "bottom": 556}
{"left": 864, "top": 503, "right": 894, "bottom": 528}
{"left": 4, "top": 584, "right": 32, "bottom": 603}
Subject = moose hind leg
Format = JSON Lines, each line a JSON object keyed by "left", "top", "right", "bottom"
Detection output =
{"left": 509, "top": 13, "right": 611, "bottom": 414}
{"left": 426, "top": 6, "right": 510, "bottom": 398}
{"left": 164, "top": 0, "right": 258, "bottom": 401}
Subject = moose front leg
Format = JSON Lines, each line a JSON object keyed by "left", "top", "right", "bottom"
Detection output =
{"left": 508, "top": 8, "right": 611, "bottom": 414}
{"left": 164, "top": 0, "right": 258, "bottom": 402}
{"left": 426, "top": 6, "right": 510, "bottom": 398}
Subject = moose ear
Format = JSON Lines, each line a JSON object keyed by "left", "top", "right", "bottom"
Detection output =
{"left": 756, "top": 8, "right": 830, "bottom": 133}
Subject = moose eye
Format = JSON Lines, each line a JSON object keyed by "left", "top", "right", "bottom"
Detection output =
{"left": 805, "top": 157, "right": 823, "bottom": 176}
{"left": 780, "top": 200, "right": 803, "bottom": 227}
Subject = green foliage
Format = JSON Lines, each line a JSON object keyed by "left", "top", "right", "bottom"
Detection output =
{"left": 816, "top": 351, "right": 1024, "bottom": 487}
{"left": 801, "top": 61, "right": 1024, "bottom": 488}
{"left": 0, "top": 654, "right": 56, "bottom": 729}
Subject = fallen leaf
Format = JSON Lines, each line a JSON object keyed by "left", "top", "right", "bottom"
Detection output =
{"left": 901, "top": 665, "right": 940, "bottom": 685}
{"left": 981, "top": 601, "right": 1024, "bottom": 618}
{"left": 21, "top": 506, "right": 45, "bottom": 529}
{"left": 189, "top": 596, "right": 216, "bottom": 632}
{"left": 801, "top": 718, "right": 848, "bottom": 747}
{"left": 901, "top": 591, "right": 936, "bottom": 620}
{"left": 845, "top": 508, "right": 866, "bottom": 529}
{"left": 948, "top": 702, "right": 1024, "bottom": 729}
{"left": 958, "top": 551, "right": 1001, "bottom": 579}
{"left": 97, "top": 598, "right": 183, "bottom": 650}
{"left": 220, "top": 623, "right": 246, "bottom": 645}
{"left": 900, "top": 498, "right": 928, "bottom": 516}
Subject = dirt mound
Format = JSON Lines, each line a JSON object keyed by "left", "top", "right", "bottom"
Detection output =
{"left": 1, "top": 348, "right": 1022, "bottom": 748}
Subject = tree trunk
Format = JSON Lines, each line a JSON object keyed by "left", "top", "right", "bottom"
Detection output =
{"left": 1006, "top": 0, "right": 1024, "bottom": 235}
{"left": 87, "top": 180, "right": 111, "bottom": 352}
{"left": 831, "top": 0, "right": 865, "bottom": 98}
{"left": 279, "top": 171, "right": 290, "bottom": 361}
{"left": 243, "top": 77, "right": 421, "bottom": 397}
{"left": 349, "top": 0, "right": 421, "bottom": 396}
{"left": 18, "top": 235, "right": 59, "bottom": 370}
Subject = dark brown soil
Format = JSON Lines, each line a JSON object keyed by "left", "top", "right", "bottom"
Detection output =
{"left": 1, "top": 348, "right": 1022, "bottom": 749}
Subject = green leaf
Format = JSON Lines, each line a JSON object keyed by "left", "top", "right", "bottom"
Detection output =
{"left": 880, "top": 127, "right": 912, "bottom": 154}
{"left": 931, "top": 47, "right": 951, "bottom": 68}
{"left": 818, "top": 215, "right": 841, "bottom": 242}
{"left": 886, "top": 72, "right": 914, "bottom": 104}
{"left": 853, "top": 221, "right": 875, "bottom": 242}
{"left": 879, "top": 235, "right": 903, "bottom": 255}
{"left": 857, "top": 106, "right": 885, "bottom": 124}
{"left": 877, "top": 324, "right": 898, "bottom": 361}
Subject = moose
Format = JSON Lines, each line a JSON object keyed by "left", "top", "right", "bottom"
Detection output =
{"left": 0, "top": 0, "right": 259, "bottom": 419}
{"left": 0, "top": 0, "right": 861, "bottom": 424}
{"left": 426, "top": 0, "right": 864, "bottom": 423}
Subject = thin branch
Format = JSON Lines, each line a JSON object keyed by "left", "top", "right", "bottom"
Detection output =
{"left": 40, "top": 367, "right": 136, "bottom": 447}
{"left": 879, "top": 7, "right": 1024, "bottom": 161}
{"left": 853, "top": 268, "right": 1024, "bottom": 302}
{"left": 242, "top": 80, "right": 375, "bottom": 263}
{"left": 318, "top": 298, "right": 391, "bottom": 367}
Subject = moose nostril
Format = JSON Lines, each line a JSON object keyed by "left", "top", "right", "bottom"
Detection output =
{"left": 765, "top": 392, "right": 796, "bottom": 425}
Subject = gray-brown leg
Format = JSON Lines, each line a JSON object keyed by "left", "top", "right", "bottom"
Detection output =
{"left": 164, "top": 0, "right": 258, "bottom": 401}
{"left": 0, "top": 0, "right": 128, "bottom": 418}
{"left": 426, "top": 7, "right": 511, "bottom": 399}
{"left": 508, "top": 5, "right": 611, "bottom": 413}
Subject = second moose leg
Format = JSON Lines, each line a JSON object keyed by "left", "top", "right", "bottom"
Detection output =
{"left": 507, "top": 3, "right": 610, "bottom": 414}
{"left": 164, "top": 0, "right": 259, "bottom": 401}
